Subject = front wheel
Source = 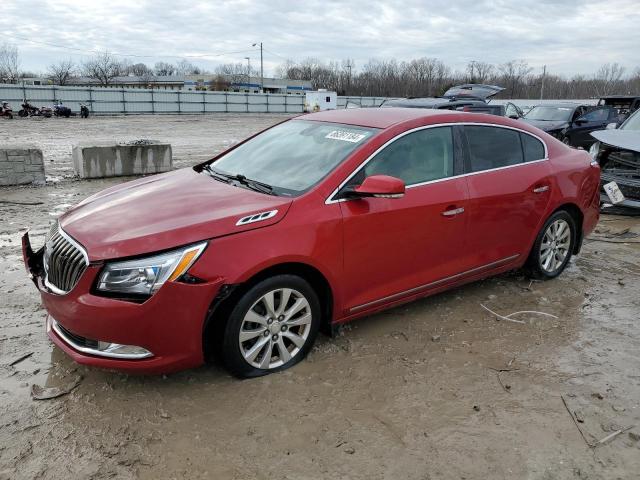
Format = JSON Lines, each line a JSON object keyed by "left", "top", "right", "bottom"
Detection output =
{"left": 18, "top": 109, "right": 27, "bottom": 117}
{"left": 221, "top": 275, "right": 321, "bottom": 378}
{"left": 527, "top": 210, "right": 576, "bottom": 279}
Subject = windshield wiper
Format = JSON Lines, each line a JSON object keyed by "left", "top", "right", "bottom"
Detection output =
{"left": 202, "top": 165, "right": 276, "bottom": 195}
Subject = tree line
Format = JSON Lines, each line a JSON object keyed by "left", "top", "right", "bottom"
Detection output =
{"left": 2, "top": 41, "right": 639, "bottom": 98}
{"left": 279, "top": 58, "right": 640, "bottom": 99}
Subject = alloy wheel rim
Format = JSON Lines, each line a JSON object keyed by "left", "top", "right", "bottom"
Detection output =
{"left": 238, "top": 288, "right": 312, "bottom": 369}
{"left": 540, "top": 219, "right": 571, "bottom": 273}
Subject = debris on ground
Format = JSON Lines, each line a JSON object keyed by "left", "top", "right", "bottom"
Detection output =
{"left": 480, "top": 304, "right": 558, "bottom": 324}
{"left": 9, "top": 351, "right": 34, "bottom": 366}
{"left": 31, "top": 375, "right": 82, "bottom": 400}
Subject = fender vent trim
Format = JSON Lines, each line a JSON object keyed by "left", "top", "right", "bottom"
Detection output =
{"left": 236, "top": 209, "right": 278, "bottom": 226}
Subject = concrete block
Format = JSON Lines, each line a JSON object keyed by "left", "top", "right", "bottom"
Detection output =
{"left": 0, "top": 145, "right": 46, "bottom": 186}
{"left": 72, "top": 141, "right": 172, "bottom": 179}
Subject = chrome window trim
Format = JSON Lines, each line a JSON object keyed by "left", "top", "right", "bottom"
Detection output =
{"left": 325, "top": 122, "right": 549, "bottom": 204}
{"left": 43, "top": 222, "right": 90, "bottom": 295}
{"left": 349, "top": 254, "right": 520, "bottom": 313}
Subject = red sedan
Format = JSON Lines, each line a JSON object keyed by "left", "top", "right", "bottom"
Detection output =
{"left": 23, "top": 108, "right": 600, "bottom": 377}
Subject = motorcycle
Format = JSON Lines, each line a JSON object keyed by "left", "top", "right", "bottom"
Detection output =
{"left": 80, "top": 103, "right": 89, "bottom": 118}
{"left": 1, "top": 101, "right": 13, "bottom": 119}
{"left": 18, "top": 100, "right": 41, "bottom": 117}
{"left": 53, "top": 101, "right": 71, "bottom": 118}
{"left": 40, "top": 105, "right": 53, "bottom": 118}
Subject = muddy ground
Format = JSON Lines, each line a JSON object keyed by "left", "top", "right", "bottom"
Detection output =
{"left": 1, "top": 115, "right": 639, "bottom": 480}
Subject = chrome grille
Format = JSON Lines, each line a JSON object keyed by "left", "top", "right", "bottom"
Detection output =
{"left": 43, "top": 222, "right": 88, "bottom": 294}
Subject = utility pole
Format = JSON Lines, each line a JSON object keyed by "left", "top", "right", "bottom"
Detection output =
{"left": 244, "top": 56, "right": 251, "bottom": 92}
{"left": 345, "top": 60, "right": 353, "bottom": 95}
{"left": 252, "top": 43, "right": 264, "bottom": 93}
{"left": 540, "top": 65, "right": 546, "bottom": 100}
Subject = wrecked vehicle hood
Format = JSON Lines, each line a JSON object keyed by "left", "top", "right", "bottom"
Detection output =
{"left": 520, "top": 119, "right": 568, "bottom": 132}
{"left": 442, "top": 84, "right": 505, "bottom": 100}
{"left": 591, "top": 129, "right": 640, "bottom": 153}
{"left": 60, "top": 168, "right": 293, "bottom": 261}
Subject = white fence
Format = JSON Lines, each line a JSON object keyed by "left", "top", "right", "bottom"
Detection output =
{"left": 0, "top": 84, "right": 305, "bottom": 115}
{"left": 0, "top": 83, "right": 597, "bottom": 116}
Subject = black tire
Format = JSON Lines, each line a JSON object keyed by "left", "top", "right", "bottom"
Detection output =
{"left": 18, "top": 109, "right": 27, "bottom": 117}
{"left": 526, "top": 210, "right": 576, "bottom": 280}
{"left": 221, "top": 275, "right": 321, "bottom": 378}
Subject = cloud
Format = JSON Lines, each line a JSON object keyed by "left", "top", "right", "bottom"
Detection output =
{"left": 2, "top": 0, "right": 639, "bottom": 77}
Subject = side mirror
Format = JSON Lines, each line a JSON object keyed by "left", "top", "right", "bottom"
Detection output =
{"left": 508, "top": 114, "right": 520, "bottom": 120}
{"left": 606, "top": 122, "right": 617, "bottom": 130}
{"left": 574, "top": 118, "right": 587, "bottom": 125}
{"left": 344, "top": 175, "right": 405, "bottom": 199}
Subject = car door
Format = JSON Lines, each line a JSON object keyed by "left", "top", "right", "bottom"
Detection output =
{"left": 463, "top": 125, "right": 552, "bottom": 268}
{"left": 335, "top": 126, "right": 469, "bottom": 313}
{"left": 570, "top": 107, "right": 614, "bottom": 147}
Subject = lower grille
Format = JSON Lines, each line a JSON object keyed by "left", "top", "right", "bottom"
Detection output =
{"left": 56, "top": 322, "right": 99, "bottom": 349}
{"left": 43, "top": 222, "right": 88, "bottom": 294}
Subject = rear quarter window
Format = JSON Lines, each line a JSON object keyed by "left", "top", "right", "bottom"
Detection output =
{"left": 520, "top": 133, "right": 545, "bottom": 162}
{"left": 465, "top": 126, "right": 524, "bottom": 172}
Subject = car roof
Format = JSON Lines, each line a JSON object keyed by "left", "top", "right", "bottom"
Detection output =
{"left": 531, "top": 103, "right": 586, "bottom": 109}
{"left": 600, "top": 95, "right": 640, "bottom": 99}
{"left": 296, "top": 107, "right": 464, "bottom": 129}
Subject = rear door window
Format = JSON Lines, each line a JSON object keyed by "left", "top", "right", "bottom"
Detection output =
{"left": 464, "top": 126, "right": 524, "bottom": 172}
{"left": 520, "top": 133, "right": 545, "bottom": 162}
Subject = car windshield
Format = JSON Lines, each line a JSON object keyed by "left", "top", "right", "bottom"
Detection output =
{"left": 524, "top": 106, "right": 574, "bottom": 121}
{"left": 210, "top": 120, "right": 378, "bottom": 196}
{"left": 621, "top": 111, "right": 640, "bottom": 131}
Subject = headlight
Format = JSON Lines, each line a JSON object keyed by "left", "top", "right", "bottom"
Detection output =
{"left": 589, "top": 141, "right": 600, "bottom": 160}
{"left": 97, "top": 242, "right": 207, "bottom": 296}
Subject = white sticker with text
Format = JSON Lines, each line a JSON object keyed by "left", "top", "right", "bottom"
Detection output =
{"left": 325, "top": 130, "right": 367, "bottom": 143}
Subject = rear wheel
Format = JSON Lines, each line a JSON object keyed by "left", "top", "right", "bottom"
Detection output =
{"left": 221, "top": 275, "right": 320, "bottom": 378}
{"left": 527, "top": 210, "right": 575, "bottom": 279}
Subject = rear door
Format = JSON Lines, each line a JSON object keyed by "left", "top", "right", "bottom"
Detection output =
{"left": 463, "top": 125, "right": 552, "bottom": 268}
{"left": 336, "top": 126, "right": 469, "bottom": 313}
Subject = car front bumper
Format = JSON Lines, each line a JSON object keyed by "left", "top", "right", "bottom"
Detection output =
{"left": 23, "top": 231, "right": 223, "bottom": 374}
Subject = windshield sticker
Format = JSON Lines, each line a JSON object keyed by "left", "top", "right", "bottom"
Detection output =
{"left": 325, "top": 130, "right": 367, "bottom": 143}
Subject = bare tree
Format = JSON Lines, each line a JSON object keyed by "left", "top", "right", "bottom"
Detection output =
{"left": 498, "top": 60, "right": 533, "bottom": 97}
{"left": 176, "top": 59, "right": 203, "bottom": 75}
{"left": 215, "top": 63, "right": 252, "bottom": 84}
{"left": 0, "top": 42, "right": 21, "bottom": 83}
{"left": 593, "top": 63, "right": 626, "bottom": 96}
{"left": 47, "top": 59, "right": 76, "bottom": 86}
{"left": 128, "top": 62, "right": 151, "bottom": 76}
{"left": 466, "top": 61, "right": 494, "bottom": 83}
{"left": 82, "top": 51, "right": 124, "bottom": 86}
{"left": 154, "top": 62, "right": 176, "bottom": 76}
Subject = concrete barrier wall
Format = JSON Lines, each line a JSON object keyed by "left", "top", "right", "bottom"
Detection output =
{"left": 0, "top": 146, "right": 45, "bottom": 186}
{"left": 72, "top": 142, "right": 172, "bottom": 178}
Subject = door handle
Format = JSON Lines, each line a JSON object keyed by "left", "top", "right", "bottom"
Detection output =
{"left": 442, "top": 207, "right": 465, "bottom": 217}
{"left": 533, "top": 185, "right": 549, "bottom": 193}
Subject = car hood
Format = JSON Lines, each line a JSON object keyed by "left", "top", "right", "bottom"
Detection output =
{"left": 591, "top": 129, "right": 640, "bottom": 153}
{"left": 520, "top": 119, "right": 568, "bottom": 131}
{"left": 60, "top": 168, "right": 293, "bottom": 261}
{"left": 442, "top": 84, "right": 505, "bottom": 100}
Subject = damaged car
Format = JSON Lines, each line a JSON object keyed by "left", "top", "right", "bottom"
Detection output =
{"left": 590, "top": 109, "right": 640, "bottom": 213}
{"left": 381, "top": 84, "right": 523, "bottom": 118}
{"left": 519, "top": 103, "right": 598, "bottom": 146}
{"left": 23, "top": 108, "right": 600, "bottom": 377}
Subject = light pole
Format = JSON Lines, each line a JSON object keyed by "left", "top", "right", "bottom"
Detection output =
{"left": 252, "top": 43, "right": 264, "bottom": 93}
{"left": 244, "top": 56, "right": 251, "bottom": 92}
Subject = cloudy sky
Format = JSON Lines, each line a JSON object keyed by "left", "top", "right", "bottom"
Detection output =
{"left": 2, "top": 0, "right": 639, "bottom": 77}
